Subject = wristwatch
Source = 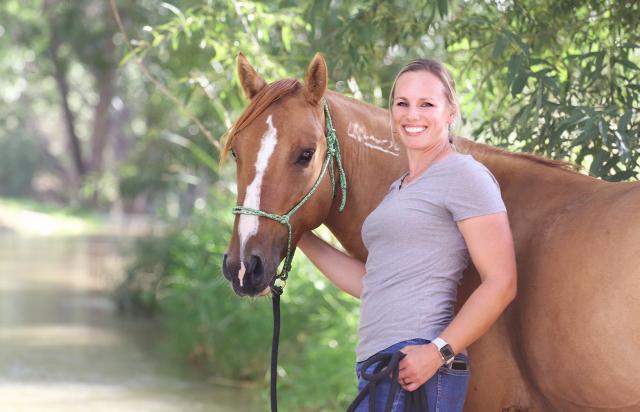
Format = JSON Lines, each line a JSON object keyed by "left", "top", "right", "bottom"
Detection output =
{"left": 432, "top": 337, "right": 455, "bottom": 366}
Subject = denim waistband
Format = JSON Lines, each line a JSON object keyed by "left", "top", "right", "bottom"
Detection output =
{"left": 357, "top": 338, "right": 468, "bottom": 366}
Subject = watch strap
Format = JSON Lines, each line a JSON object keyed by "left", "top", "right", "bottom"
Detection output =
{"left": 432, "top": 337, "right": 455, "bottom": 366}
{"left": 432, "top": 337, "right": 448, "bottom": 351}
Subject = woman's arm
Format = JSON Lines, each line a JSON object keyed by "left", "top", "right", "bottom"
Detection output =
{"left": 399, "top": 212, "right": 517, "bottom": 391}
{"left": 297, "top": 231, "right": 366, "bottom": 298}
{"left": 440, "top": 211, "right": 517, "bottom": 352}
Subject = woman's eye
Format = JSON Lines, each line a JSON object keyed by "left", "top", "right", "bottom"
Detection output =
{"left": 396, "top": 101, "right": 407, "bottom": 107}
{"left": 421, "top": 102, "right": 434, "bottom": 107}
{"left": 296, "top": 149, "right": 315, "bottom": 166}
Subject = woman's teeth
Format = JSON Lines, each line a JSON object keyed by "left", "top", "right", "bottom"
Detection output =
{"left": 404, "top": 126, "right": 426, "bottom": 134}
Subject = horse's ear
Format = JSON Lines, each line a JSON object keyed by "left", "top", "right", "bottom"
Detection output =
{"left": 237, "top": 52, "right": 267, "bottom": 99}
{"left": 304, "top": 53, "right": 328, "bottom": 105}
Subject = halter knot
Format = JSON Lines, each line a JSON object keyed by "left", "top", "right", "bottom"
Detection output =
{"left": 272, "top": 215, "right": 288, "bottom": 225}
{"left": 327, "top": 138, "right": 336, "bottom": 156}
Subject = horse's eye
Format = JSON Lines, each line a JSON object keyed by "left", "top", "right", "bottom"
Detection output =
{"left": 230, "top": 149, "right": 238, "bottom": 161}
{"left": 296, "top": 149, "right": 315, "bottom": 166}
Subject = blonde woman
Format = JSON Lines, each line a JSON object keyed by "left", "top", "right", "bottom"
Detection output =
{"left": 299, "top": 59, "right": 517, "bottom": 411}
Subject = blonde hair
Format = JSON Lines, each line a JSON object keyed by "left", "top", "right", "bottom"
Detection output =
{"left": 388, "top": 58, "right": 461, "bottom": 143}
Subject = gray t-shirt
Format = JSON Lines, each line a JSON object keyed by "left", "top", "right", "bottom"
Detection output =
{"left": 357, "top": 154, "right": 506, "bottom": 362}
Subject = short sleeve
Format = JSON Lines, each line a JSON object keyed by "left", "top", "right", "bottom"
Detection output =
{"left": 445, "top": 161, "right": 507, "bottom": 222}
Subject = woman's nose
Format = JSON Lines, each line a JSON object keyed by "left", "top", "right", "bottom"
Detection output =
{"left": 406, "top": 105, "right": 420, "bottom": 119}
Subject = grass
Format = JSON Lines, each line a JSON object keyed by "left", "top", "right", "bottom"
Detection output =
{"left": 0, "top": 197, "right": 103, "bottom": 236}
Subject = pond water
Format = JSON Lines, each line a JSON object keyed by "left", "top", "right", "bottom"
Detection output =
{"left": 0, "top": 234, "right": 260, "bottom": 411}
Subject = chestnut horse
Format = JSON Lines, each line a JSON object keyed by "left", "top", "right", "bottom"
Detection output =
{"left": 222, "top": 53, "right": 640, "bottom": 411}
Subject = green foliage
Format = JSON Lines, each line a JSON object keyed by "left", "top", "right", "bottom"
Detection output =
{"left": 448, "top": 0, "right": 640, "bottom": 180}
{"left": 0, "top": 128, "right": 38, "bottom": 197}
{"left": 0, "top": 2, "right": 44, "bottom": 198}
{"left": 121, "top": 192, "right": 360, "bottom": 410}
{"left": 122, "top": 0, "right": 310, "bottom": 147}
{"left": 125, "top": 0, "right": 639, "bottom": 181}
{"left": 0, "top": 0, "right": 221, "bottom": 208}
{"left": 115, "top": 234, "right": 172, "bottom": 316}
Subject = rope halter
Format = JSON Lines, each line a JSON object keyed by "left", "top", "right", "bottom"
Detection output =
{"left": 232, "top": 99, "right": 347, "bottom": 294}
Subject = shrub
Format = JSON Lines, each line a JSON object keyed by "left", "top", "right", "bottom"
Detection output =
{"left": 121, "top": 193, "right": 360, "bottom": 410}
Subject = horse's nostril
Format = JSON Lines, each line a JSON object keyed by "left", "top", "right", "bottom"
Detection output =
{"left": 249, "top": 255, "right": 264, "bottom": 287}
{"left": 222, "top": 253, "right": 232, "bottom": 280}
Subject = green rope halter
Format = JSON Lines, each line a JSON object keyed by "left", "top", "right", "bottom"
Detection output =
{"left": 232, "top": 99, "right": 347, "bottom": 293}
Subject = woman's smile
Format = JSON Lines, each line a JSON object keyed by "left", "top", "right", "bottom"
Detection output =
{"left": 403, "top": 125, "right": 427, "bottom": 135}
{"left": 392, "top": 71, "right": 454, "bottom": 152}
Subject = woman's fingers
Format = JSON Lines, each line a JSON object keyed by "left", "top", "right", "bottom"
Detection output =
{"left": 398, "top": 374, "right": 414, "bottom": 387}
{"left": 399, "top": 377, "right": 409, "bottom": 391}
{"left": 405, "top": 382, "right": 420, "bottom": 392}
{"left": 398, "top": 376, "right": 420, "bottom": 392}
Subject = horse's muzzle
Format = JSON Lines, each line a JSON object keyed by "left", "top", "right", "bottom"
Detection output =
{"left": 222, "top": 253, "right": 270, "bottom": 296}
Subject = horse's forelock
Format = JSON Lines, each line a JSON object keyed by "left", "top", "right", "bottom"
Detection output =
{"left": 221, "top": 79, "right": 302, "bottom": 163}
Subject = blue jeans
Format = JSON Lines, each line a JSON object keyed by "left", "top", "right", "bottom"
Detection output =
{"left": 354, "top": 339, "right": 470, "bottom": 411}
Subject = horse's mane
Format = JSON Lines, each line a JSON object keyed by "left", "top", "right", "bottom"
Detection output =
{"left": 220, "top": 79, "right": 302, "bottom": 164}
{"left": 457, "top": 137, "right": 579, "bottom": 173}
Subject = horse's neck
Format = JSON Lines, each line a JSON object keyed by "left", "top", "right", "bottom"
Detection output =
{"left": 320, "top": 96, "right": 607, "bottom": 260}
{"left": 323, "top": 92, "right": 407, "bottom": 261}
{"left": 321, "top": 112, "right": 607, "bottom": 260}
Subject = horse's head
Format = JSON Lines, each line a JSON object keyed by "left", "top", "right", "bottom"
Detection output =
{"left": 222, "top": 53, "right": 338, "bottom": 297}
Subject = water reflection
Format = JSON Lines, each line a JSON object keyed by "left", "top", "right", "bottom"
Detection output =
{"left": 0, "top": 234, "right": 259, "bottom": 411}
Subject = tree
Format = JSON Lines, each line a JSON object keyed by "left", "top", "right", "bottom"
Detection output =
{"left": 121, "top": 0, "right": 639, "bottom": 180}
{"left": 2, "top": 0, "right": 121, "bottom": 194}
{"left": 448, "top": 0, "right": 640, "bottom": 180}
{"left": 1, "top": 0, "right": 217, "bottom": 210}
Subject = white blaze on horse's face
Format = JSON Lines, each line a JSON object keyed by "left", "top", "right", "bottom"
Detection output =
{"left": 238, "top": 115, "right": 278, "bottom": 262}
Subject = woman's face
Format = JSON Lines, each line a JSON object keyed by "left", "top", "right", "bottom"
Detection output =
{"left": 392, "top": 70, "right": 455, "bottom": 152}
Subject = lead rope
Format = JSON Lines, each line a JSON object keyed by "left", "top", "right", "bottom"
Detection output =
{"left": 270, "top": 285, "right": 283, "bottom": 412}
{"left": 232, "top": 100, "right": 346, "bottom": 412}
{"left": 347, "top": 352, "right": 428, "bottom": 412}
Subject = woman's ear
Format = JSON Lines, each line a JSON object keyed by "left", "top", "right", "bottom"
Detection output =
{"left": 448, "top": 104, "right": 458, "bottom": 125}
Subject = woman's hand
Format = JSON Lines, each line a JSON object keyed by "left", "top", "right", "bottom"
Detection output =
{"left": 398, "top": 344, "right": 444, "bottom": 392}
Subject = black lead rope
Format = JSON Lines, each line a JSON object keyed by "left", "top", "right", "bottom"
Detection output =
{"left": 347, "top": 352, "right": 428, "bottom": 412}
{"left": 269, "top": 290, "right": 427, "bottom": 412}
{"left": 270, "top": 285, "right": 283, "bottom": 412}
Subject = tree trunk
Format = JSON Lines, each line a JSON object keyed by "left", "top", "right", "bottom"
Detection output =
{"left": 47, "top": 12, "right": 86, "bottom": 183}
{"left": 89, "top": 40, "right": 116, "bottom": 174}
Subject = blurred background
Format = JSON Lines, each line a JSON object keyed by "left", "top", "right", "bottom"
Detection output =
{"left": 0, "top": 0, "right": 638, "bottom": 410}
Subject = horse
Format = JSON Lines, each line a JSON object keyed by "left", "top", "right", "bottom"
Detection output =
{"left": 221, "top": 53, "right": 640, "bottom": 411}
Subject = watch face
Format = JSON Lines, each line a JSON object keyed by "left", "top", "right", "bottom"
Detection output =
{"left": 440, "top": 344, "right": 455, "bottom": 363}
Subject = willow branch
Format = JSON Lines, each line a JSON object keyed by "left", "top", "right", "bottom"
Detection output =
{"left": 109, "top": 0, "right": 220, "bottom": 151}
{"left": 232, "top": 0, "right": 262, "bottom": 52}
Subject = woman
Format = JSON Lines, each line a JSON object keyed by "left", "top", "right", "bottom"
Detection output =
{"left": 298, "top": 59, "right": 517, "bottom": 411}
